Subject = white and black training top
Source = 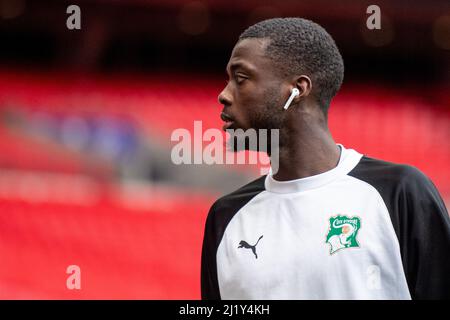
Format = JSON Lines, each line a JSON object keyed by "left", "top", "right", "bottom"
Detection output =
{"left": 201, "top": 144, "right": 450, "bottom": 300}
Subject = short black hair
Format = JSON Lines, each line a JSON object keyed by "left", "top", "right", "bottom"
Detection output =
{"left": 239, "top": 17, "right": 344, "bottom": 114}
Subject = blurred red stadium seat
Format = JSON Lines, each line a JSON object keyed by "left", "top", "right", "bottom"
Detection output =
{"left": 0, "top": 187, "right": 211, "bottom": 299}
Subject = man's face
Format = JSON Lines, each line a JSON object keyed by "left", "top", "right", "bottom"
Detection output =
{"left": 218, "top": 38, "right": 286, "bottom": 136}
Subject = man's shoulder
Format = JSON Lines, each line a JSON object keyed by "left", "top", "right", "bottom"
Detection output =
{"left": 349, "top": 155, "right": 448, "bottom": 231}
{"left": 349, "top": 155, "right": 432, "bottom": 190}
{"left": 208, "top": 175, "right": 266, "bottom": 218}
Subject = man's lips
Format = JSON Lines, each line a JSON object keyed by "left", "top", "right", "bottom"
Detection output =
{"left": 220, "top": 112, "right": 235, "bottom": 130}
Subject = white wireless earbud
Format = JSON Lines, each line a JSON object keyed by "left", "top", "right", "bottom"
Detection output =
{"left": 283, "top": 88, "right": 300, "bottom": 110}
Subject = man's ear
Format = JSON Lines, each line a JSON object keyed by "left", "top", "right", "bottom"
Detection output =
{"left": 295, "top": 75, "right": 312, "bottom": 99}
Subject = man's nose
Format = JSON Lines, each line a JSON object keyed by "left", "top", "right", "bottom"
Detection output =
{"left": 218, "top": 86, "right": 232, "bottom": 106}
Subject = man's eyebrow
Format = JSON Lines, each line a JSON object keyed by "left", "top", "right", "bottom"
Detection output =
{"left": 226, "top": 62, "right": 254, "bottom": 74}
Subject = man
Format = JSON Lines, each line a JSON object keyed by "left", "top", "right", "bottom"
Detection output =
{"left": 201, "top": 18, "right": 450, "bottom": 299}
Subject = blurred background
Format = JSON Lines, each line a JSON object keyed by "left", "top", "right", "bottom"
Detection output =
{"left": 0, "top": 0, "right": 449, "bottom": 299}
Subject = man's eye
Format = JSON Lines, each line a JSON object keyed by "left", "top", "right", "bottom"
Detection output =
{"left": 235, "top": 74, "right": 247, "bottom": 84}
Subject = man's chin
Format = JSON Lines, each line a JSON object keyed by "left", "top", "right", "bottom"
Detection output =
{"left": 225, "top": 135, "right": 265, "bottom": 153}
{"left": 224, "top": 127, "right": 279, "bottom": 154}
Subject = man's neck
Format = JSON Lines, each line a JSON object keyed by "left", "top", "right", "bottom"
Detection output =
{"left": 270, "top": 116, "right": 341, "bottom": 182}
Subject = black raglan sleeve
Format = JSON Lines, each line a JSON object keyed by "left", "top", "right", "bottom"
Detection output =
{"left": 349, "top": 156, "right": 450, "bottom": 299}
{"left": 201, "top": 202, "right": 221, "bottom": 300}
{"left": 396, "top": 167, "right": 450, "bottom": 299}
{"left": 200, "top": 175, "right": 267, "bottom": 300}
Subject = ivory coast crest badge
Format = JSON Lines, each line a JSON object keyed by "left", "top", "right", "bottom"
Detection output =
{"left": 326, "top": 215, "right": 361, "bottom": 255}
